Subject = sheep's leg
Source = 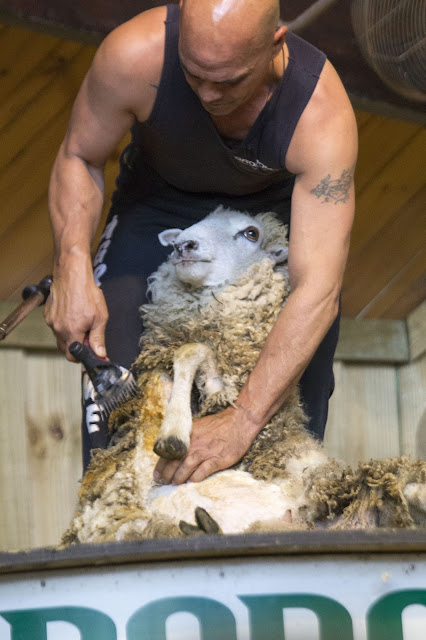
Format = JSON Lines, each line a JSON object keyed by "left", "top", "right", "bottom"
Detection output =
{"left": 154, "top": 344, "right": 222, "bottom": 460}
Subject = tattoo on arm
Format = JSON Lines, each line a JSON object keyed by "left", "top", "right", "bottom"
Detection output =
{"left": 310, "top": 169, "right": 353, "bottom": 204}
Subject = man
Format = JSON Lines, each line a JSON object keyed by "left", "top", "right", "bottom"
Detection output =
{"left": 45, "top": 0, "right": 358, "bottom": 482}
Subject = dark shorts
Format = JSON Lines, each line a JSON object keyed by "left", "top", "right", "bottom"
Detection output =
{"left": 81, "top": 193, "right": 340, "bottom": 470}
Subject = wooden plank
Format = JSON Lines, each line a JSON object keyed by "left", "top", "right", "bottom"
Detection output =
{"left": 378, "top": 268, "right": 426, "bottom": 321}
{"left": 0, "top": 36, "right": 83, "bottom": 131}
{"left": 352, "top": 249, "right": 426, "bottom": 320}
{"left": 335, "top": 317, "right": 409, "bottom": 363}
{"left": 2, "top": 530, "right": 426, "bottom": 575}
{"left": 0, "top": 144, "right": 127, "bottom": 301}
{"left": 0, "top": 196, "right": 55, "bottom": 300}
{"left": 0, "top": 348, "right": 32, "bottom": 551}
{"left": 0, "top": 45, "right": 95, "bottom": 172}
{"left": 325, "top": 362, "right": 400, "bottom": 466}
{"left": 355, "top": 116, "right": 421, "bottom": 193}
{"left": 342, "top": 187, "right": 425, "bottom": 317}
{"left": 6, "top": 252, "right": 54, "bottom": 303}
{"left": 354, "top": 110, "right": 372, "bottom": 132}
{"left": 3, "top": 530, "right": 426, "bottom": 576}
{"left": 323, "top": 360, "right": 347, "bottom": 460}
{"left": 0, "top": 25, "right": 33, "bottom": 84}
{"left": 0, "top": 0, "right": 165, "bottom": 36}
{"left": 0, "top": 108, "right": 70, "bottom": 235}
{"left": 399, "top": 353, "right": 426, "bottom": 459}
{"left": 25, "top": 351, "right": 82, "bottom": 548}
{"left": 416, "top": 408, "right": 426, "bottom": 462}
{"left": 0, "top": 302, "right": 56, "bottom": 349}
{"left": 0, "top": 117, "right": 72, "bottom": 243}
{"left": 0, "top": 75, "right": 121, "bottom": 246}
{"left": 407, "top": 301, "right": 426, "bottom": 360}
{"left": 349, "top": 129, "right": 426, "bottom": 258}
{"left": 0, "top": 29, "right": 65, "bottom": 108}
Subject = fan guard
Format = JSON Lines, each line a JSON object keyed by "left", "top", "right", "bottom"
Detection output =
{"left": 351, "top": 0, "right": 426, "bottom": 102}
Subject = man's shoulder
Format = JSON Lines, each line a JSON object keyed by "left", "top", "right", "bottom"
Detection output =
{"left": 287, "top": 59, "right": 357, "bottom": 173}
{"left": 98, "top": 6, "right": 168, "bottom": 80}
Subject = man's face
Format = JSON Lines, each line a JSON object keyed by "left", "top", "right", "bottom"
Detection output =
{"left": 178, "top": 37, "right": 271, "bottom": 116}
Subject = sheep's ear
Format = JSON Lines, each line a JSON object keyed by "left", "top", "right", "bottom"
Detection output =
{"left": 267, "top": 245, "right": 288, "bottom": 265}
{"left": 158, "top": 228, "right": 182, "bottom": 246}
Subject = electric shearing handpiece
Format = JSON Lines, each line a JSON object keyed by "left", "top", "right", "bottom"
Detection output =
{"left": 69, "top": 340, "right": 139, "bottom": 415}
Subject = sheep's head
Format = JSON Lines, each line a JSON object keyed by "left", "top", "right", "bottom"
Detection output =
{"left": 158, "top": 206, "right": 288, "bottom": 288}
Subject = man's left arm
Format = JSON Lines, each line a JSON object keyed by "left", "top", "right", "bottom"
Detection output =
{"left": 155, "top": 67, "right": 358, "bottom": 484}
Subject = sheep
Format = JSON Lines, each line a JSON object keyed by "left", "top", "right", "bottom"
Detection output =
{"left": 62, "top": 207, "right": 426, "bottom": 545}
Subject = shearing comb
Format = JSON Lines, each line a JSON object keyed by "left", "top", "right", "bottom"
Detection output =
{"left": 69, "top": 340, "right": 139, "bottom": 416}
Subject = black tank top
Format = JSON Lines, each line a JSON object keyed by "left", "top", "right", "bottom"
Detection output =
{"left": 114, "top": 4, "right": 326, "bottom": 221}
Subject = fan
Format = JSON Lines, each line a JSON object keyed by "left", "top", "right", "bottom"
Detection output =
{"left": 351, "top": 0, "right": 426, "bottom": 102}
{"left": 283, "top": 0, "right": 426, "bottom": 102}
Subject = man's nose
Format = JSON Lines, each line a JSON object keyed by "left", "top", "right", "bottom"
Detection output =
{"left": 197, "top": 81, "right": 223, "bottom": 103}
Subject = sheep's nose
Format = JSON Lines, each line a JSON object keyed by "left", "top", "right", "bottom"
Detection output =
{"left": 176, "top": 240, "right": 199, "bottom": 255}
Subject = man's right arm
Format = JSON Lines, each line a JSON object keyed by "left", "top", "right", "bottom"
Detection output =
{"left": 45, "top": 8, "right": 166, "bottom": 360}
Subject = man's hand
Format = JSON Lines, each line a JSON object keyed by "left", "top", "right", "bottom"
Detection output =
{"left": 44, "top": 268, "right": 109, "bottom": 362}
{"left": 153, "top": 406, "right": 258, "bottom": 485}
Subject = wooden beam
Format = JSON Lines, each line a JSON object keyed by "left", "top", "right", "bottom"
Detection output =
{"left": 0, "top": 300, "right": 411, "bottom": 363}
{"left": 335, "top": 317, "right": 409, "bottom": 363}
{"left": 2, "top": 529, "right": 426, "bottom": 574}
{"left": 407, "top": 301, "right": 426, "bottom": 360}
{"left": 0, "top": 0, "right": 424, "bottom": 123}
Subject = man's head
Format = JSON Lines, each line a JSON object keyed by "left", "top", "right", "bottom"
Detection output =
{"left": 179, "top": 0, "right": 287, "bottom": 116}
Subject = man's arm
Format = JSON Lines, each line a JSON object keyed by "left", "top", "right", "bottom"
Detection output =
{"left": 154, "top": 60, "right": 358, "bottom": 484}
{"left": 45, "top": 9, "right": 164, "bottom": 359}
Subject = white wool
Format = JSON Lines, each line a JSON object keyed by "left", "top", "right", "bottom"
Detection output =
{"left": 63, "top": 208, "right": 426, "bottom": 545}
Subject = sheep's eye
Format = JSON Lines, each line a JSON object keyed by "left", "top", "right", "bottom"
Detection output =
{"left": 243, "top": 226, "right": 259, "bottom": 242}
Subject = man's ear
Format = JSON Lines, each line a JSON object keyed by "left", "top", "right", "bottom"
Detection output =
{"left": 273, "top": 24, "right": 287, "bottom": 56}
{"left": 158, "top": 229, "right": 182, "bottom": 247}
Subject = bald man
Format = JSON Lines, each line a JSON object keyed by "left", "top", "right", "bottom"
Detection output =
{"left": 46, "top": 0, "right": 358, "bottom": 480}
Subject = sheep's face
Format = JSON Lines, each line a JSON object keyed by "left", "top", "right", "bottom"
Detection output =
{"left": 158, "top": 208, "right": 288, "bottom": 288}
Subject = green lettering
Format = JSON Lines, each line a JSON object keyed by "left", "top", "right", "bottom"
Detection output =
{"left": 0, "top": 606, "right": 116, "bottom": 640}
{"left": 240, "top": 594, "right": 353, "bottom": 640}
{"left": 367, "top": 589, "right": 426, "bottom": 640}
{"left": 127, "top": 596, "right": 237, "bottom": 639}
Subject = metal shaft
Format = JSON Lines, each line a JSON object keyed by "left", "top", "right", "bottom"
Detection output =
{"left": 0, "top": 291, "right": 45, "bottom": 341}
{"left": 281, "top": 0, "right": 339, "bottom": 32}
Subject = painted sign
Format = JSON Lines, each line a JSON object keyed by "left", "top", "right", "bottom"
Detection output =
{"left": 0, "top": 554, "right": 425, "bottom": 639}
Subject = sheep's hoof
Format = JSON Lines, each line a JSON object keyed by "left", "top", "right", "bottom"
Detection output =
{"left": 153, "top": 436, "right": 188, "bottom": 460}
{"left": 179, "top": 507, "right": 222, "bottom": 537}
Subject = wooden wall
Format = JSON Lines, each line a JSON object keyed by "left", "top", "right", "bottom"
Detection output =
{"left": 0, "top": 23, "right": 424, "bottom": 318}
{"left": 0, "top": 348, "right": 81, "bottom": 550}
{"left": 325, "top": 303, "right": 426, "bottom": 465}
{"left": 0, "top": 303, "right": 424, "bottom": 552}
